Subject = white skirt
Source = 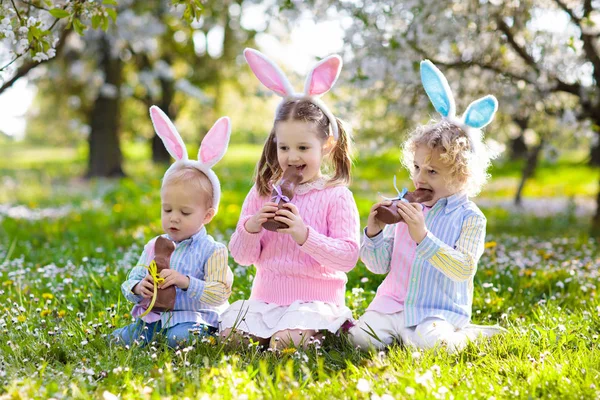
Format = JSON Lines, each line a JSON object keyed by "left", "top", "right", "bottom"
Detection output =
{"left": 219, "top": 299, "right": 354, "bottom": 339}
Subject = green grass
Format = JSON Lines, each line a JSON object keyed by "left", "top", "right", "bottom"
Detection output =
{"left": 0, "top": 143, "right": 599, "bottom": 398}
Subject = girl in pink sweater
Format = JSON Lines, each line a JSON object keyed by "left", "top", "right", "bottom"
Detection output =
{"left": 219, "top": 48, "right": 360, "bottom": 349}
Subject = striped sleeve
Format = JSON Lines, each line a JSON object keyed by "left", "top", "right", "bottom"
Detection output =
{"left": 187, "top": 246, "right": 233, "bottom": 306}
{"left": 415, "top": 214, "right": 486, "bottom": 282}
{"left": 360, "top": 224, "right": 395, "bottom": 274}
{"left": 121, "top": 248, "right": 150, "bottom": 303}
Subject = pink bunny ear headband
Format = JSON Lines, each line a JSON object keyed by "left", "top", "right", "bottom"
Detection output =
{"left": 243, "top": 48, "right": 343, "bottom": 140}
{"left": 149, "top": 105, "right": 231, "bottom": 214}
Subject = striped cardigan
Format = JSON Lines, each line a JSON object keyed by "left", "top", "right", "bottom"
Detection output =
{"left": 121, "top": 227, "right": 233, "bottom": 328}
{"left": 361, "top": 192, "right": 486, "bottom": 328}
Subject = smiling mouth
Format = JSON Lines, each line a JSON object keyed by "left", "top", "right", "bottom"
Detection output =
{"left": 289, "top": 165, "right": 306, "bottom": 172}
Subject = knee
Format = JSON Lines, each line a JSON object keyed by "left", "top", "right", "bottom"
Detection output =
{"left": 270, "top": 329, "right": 317, "bottom": 349}
{"left": 220, "top": 328, "right": 233, "bottom": 339}
{"left": 412, "top": 320, "right": 454, "bottom": 350}
{"left": 166, "top": 328, "right": 192, "bottom": 349}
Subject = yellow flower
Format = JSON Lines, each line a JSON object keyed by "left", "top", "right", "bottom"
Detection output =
{"left": 484, "top": 241, "right": 497, "bottom": 249}
{"left": 206, "top": 336, "right": 217, "bottom": 345}
{"left": 40, "top": 309, "right": 51, "bottom": 317}
{"left": 123, "top": 313, "right": 130, "bottom": 319}
{"left": 42, "top": 293, "right": 54, "bottom": 300}
{"left": 113, "top": 203, "right": 123, "bottom": 213}
{"left": 17, "top": 315, "right": 26, "bottom": 323}
{"left": 2, "top": 280, "right": 13, "bottom": 286}
{"left": 58, "top": 310, "right": 66, "bottom": 318}
{"left": 281, "top": 348, "right": 297, "bottom": 355}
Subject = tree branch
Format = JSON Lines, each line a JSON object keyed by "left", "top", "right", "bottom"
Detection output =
{"left": 18, "top": 0, "right": 50, "bottom": 11}
{"left": 10, "top": 0, "right": 23, "bottom": 23}
{"left": 584, "top": 0, "right": 592, "bottom": 18}
{"left": 495, "top": 17, "right": 539, "bottom": 71}
{"left": 0, "top": 27, "right": 71, "bottom": 96}
{"left": 407, "top": 39, "right": 534, "bottom": 84}
{"left": 553, "top": 0, "right": 600, "bottom": 92}
{"left": 553, "top": 0, "right": 580, "bottom": 23}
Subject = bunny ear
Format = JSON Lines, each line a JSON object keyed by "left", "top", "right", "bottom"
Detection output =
{"left": 463, "top": 95, "right": 498, "bottom": 129}
{"left": 244, "top": 48, "right": 294, "bottom": 97}
{"left": 304, "top": 55, "right": 342, "bottom": 97}
{"left": 149, "top": 106, "right": 187, "bottom": 161}
{"left": 198, "top": 116, "right": 231, "bottom": 168}
{"left": 420, "top": 60, "right": 456, "bottom": 118}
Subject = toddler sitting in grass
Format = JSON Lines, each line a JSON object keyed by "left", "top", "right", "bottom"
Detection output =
{"left": 350, "top": 61, "right": 506, "bottom": 352}
{"left": 112, "top": 106, "right": 233, "bottom": 348}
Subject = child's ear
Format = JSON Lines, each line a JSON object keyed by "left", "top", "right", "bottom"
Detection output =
{"left": 203, "top": 207, "right": 216, "bottom": 224}
{"left": 322, "top": 136, "right": 335, "bottom": 155}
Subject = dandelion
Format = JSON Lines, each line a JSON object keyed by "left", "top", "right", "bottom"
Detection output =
{"left": 415, "top": 370, "right": 434, "bottom": 388}
{"left": 40, "top": 309, "right": 51, "bottom": 317}
{"left": 281, "top": 348, "right": 297, "bottom": 355}
{"left": 102, "top": 391, "right": 118, "bottom": 400}
{"left": 356, "top": 378, "right": 371, "bottom": 393}
{"left": 42, "top": 293, "right": 54, "bottom": 300}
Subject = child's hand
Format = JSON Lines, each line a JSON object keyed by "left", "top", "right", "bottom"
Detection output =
{"left": 133, "top": 275, "right": 155, "bottom": 298}
{"left": 274, "top": 203, "right": 308, "bottom": 245}
{"left": 366, "top": 200, "right": 391, "bottom": 238}
{"left": 397, "top": 202, "right": 427, "bottom": 243}
{"left": 158, "top": 269, "right": 190, "bottom": 290}
{"left": 245, "top": 202, "right": 279, "bottom": 233}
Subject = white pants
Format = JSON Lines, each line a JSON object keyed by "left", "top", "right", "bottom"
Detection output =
{"left": 349, "top": 310, "right": 506, "bottom": 352}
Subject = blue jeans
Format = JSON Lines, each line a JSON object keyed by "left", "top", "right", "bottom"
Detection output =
{"left": 112, "top": 320, "right": 216, "bottom": 348}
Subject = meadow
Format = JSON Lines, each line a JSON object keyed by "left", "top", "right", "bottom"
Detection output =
{"left": 0, "top": 142, "right": 598, "bottom": 399}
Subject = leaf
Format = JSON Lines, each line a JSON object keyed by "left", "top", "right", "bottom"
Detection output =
{"left": 73, "top": 18, "right": 86, "bottom": 36}
{"left": 101, "top": 16, "right": 109, "bottom": 31}
{"left": 103, "top": 0, "right": 118, "bottom": 4}
{"left": 91, "top": 15, "right": 101, "bottom": 30}
{"left": 49, "top": 8, "right": 70, "bottom": 19}
{"left": 106, "top": 8, "right": 117, "bottom": 22}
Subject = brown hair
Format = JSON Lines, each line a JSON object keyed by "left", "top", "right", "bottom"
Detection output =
{"left": 254, "top": 99, "right": 353, "bottom": 197}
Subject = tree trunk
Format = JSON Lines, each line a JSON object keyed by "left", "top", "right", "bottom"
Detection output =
{"left": 510, "top": 116, "right": 529, "bottom": 161}
{"left": 590, "top": 133, "right": 600, "bottom": 166}
{"left": 514, "top": 139, "right": 545, "bottom": 206}
{"left": 86, "top": 34, "right": 124, "bottom": 178}
{"left": 151, "top": 70, "right": 176, "bottom": 164}
{"left": 509, "top": 134, "right": 528, "bottom": 160}
{"left": 592, "top": 172, "right": 600, "bottom": 239}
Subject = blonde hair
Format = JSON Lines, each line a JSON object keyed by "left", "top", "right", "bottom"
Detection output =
{"left": 254, "top": 99, "right": 353, "bottom": 197}
{"left": 161, "top": 166, "right": 213, "bottom": 209}
{"left": 401, "top": 120, "right": 494, "bottom": 197}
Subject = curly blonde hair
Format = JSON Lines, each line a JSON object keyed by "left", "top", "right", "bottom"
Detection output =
{"left": 401, "top": 120, "right": 495, "bottom": 197}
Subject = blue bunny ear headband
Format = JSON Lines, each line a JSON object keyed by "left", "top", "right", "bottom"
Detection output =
{"left": 420, "top": 60, "right": 498, "bottom": 153}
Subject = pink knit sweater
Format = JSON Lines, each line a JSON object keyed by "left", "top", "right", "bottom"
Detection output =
{"left": 229, "top": 179, "right": 360, "bottom": 307}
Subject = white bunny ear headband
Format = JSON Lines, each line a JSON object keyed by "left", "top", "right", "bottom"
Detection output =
{"left": 243, "top": 48, "right": 342, "bottom": 140}
{"left": 420, "top": 60, "right": 498, "bottom": 152}
{"left": 149, "top": 105, "right": 231, "bottom": 214}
